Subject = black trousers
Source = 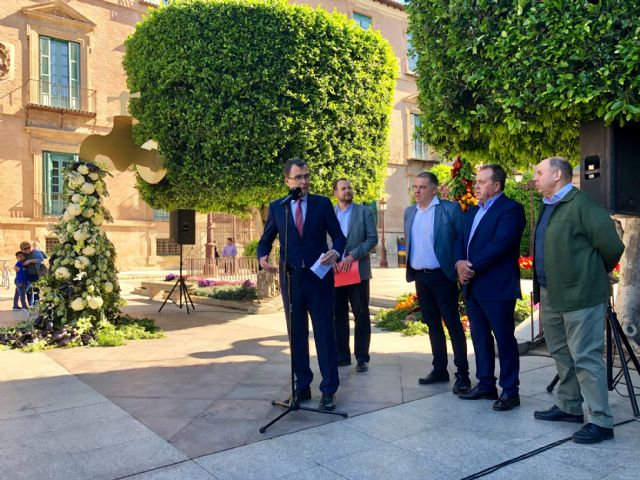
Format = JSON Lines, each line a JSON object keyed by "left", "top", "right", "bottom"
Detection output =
{"left": 334, "top": 280, "right": 371, "bottom": 363}
{"left": 414, "top": 269, "right": 468, "bottom": 375}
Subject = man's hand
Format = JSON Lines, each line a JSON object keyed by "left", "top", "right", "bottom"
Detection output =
{"left": 339, "top": 254, "right": 354, "bottom": 272}
{"left": 456, "top": 260, "right": 474, "bottom": 284}
{"left": 259, "top": 255, "right": 278, "bottom": 273}
{"left": 320, "top": 250, "right": 339, "bottom": 265}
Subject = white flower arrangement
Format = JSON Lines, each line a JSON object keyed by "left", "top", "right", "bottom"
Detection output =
{"left": 89, "top": 172, "right": 99, "bottom": 181}
{"left": 81, "top": 182, "right": 95, "bottom": 195}
{"left": 70, "top": 297, "right": 86, "bottom": 311}
{"left": 67, "top": 203, "right": 82, "bottom": 217}
{"left": 87, "top": 296, "right": 104, "bottom": 310}
{"left": 82, "top": 246, "right": 96, "bottom": 256}
{"left": 72, "top": 194, "right": 82, "bottom": 203}
{"left": 74, "top": 256, "right": 91, "bottom": 270}
{"left": 92, "top": 214, "right": 104, "bottom": 226}
{"left": 77, "top": 164, "right": 90, "bottom": 175}
{"left": 103, "top": 281, "right": 114, "bottom": 293}
{"left": 54, "top": 267, "right": 71, "bottom": 280}
{"left": 68, "top": 175, "right": 85, "bottom": 190}
{"left": 73, "top": 230, "right": 89, "bottom": 242}
{"left": 82, "top": 208, "right": 95, "bottom": 218}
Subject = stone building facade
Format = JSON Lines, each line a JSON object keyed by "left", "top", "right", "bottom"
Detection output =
{"left": 0, "top": 0, "right": 433, "bottom": 270}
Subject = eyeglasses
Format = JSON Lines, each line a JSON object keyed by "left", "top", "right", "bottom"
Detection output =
{"left": 22, "top": 247, "right": 31, "bottom": 251}
{"left": 287, "top": 174, "right": 310, "bottom": 182}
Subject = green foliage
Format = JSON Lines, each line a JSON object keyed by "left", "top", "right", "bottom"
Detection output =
{"left": 430, "top": 164, "right": 452, "bottom": 186}
{"left": 196, "top": 284, "right": 259, "bottom": 300}
{"left": 408, "top": 0, "right": 640, "bottom": 167}
{"left": 124, "top": 0, "right": 397, "bottom": 214}
{"left": 515, "top": 294, "right": 532, "bottom": 326}
{"left": 504, "top": 175, "right": 542, "bottom": 256}
{"left": 374, "top": 308, "right": 409, "bottom": 331}
{"left": 242, "top": 239, "right": 259, "bottom": 258}
{"left": 402, "top": 320, "right": 429, "bottom": 336}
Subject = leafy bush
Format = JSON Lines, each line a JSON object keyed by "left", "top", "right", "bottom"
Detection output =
{"left": 515, "top": 294, "right": 532, "bottom": 326}
{"left": 242, "top": 240, "right": 259, "bottom": 258}
{"left": 196, "top": 284, "right": 259, "bottom": 301}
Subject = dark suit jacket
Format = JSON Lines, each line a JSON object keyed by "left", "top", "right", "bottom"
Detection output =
{"left": 455, "top": 194, "right": 525, "bottom": 301}
{"left": 257, "top": 193, "right": 346, "bottom": 273}
{"left": 404, "top": 198, "right": 465, "bottom": 283}
{"left": 335, "top": 203, "right": 378, "bottom": 281}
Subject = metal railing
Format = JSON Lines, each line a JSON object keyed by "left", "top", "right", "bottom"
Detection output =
{"left": 27, "top": 79, "right": 97, "bottom": 115}
{"left": 186, "top": 256, "right": 259, "bottom": 281}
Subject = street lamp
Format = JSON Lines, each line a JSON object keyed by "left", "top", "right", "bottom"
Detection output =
{"left": 379, "top": 198, "right": 388, "bottom": 268}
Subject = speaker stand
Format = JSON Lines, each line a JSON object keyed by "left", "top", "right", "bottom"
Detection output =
{"left": 159, "top": 245, "right": 195, "bottom": 314}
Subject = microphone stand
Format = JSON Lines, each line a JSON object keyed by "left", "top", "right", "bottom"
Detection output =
{"left": 260, "top": 197, "right": 347, "bottom": 434}
{"left": 159, "top": 244, "right": 195, "bottom": 314}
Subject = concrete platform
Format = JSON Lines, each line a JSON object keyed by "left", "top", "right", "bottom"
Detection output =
{"left": 1, "top": 268, "right": 638, "bottom": 479}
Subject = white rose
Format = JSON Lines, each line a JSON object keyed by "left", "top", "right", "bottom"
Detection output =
{"left": 82, "top": 246, "right": 96, "bottom": 256}
{"left": 73, "top": 230, "right": 89, "bottom": 242}
{"left": 77, "top": 165, "right": 89, "bottom": 175}
{"left": 82, "top": 208, "right": 95, "bottom": 218}
{"left": 89, "top": 172, "right": 99, "bottom": 181}
{"left": 68, "top": 175, "right": 84, "bottom": 189}
{"left": 67, "top": 203, "right": 82, "bottom": 217}
{"left": 54, "top": 267, "right": 71, "bottom": 280}
{"left": 72, "top": 194, "right": 82, "bottom": 203}
{"left": 92, "top": 214, "right": 104, "bottom": 226}
{"left": 81, "top": 183, "right": 95, "bottom": 195}
{"left": 87, "top": 285, "right": 95, "bottom": 293}
{"left": 88, "top": 196, "right": 97, "bottom": 206}
{"left": 103, "top": 282, "right": 114, "bottom": 293}
{"left": 67, "top": 223, "right": 75, "bottom": 232}
{"left": 63, "top": 210, "right": 73, "bottom": 221}
{"left": 87, "top": 296, "right": 104, "bottom": 310}
{"left": 74, "top": 256, "right": 90, "bottom": 270}
{"left": 70, "top": 297, "right": 86, "bottom": 311}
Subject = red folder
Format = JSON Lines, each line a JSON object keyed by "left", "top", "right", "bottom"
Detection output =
{"left": 334, "top": 260, "right": 361, "bottom": 287}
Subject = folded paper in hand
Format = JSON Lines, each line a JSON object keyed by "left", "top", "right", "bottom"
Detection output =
{"left": 334, "top": 260, "right": 361, "bottom": 287}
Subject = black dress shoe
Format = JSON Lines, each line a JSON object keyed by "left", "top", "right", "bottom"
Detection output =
{"left": 337, "top": 359, "right": 352, "bottom": 367}
{"left": 534, "top": 405, "right": 584, "bottom": 423}
{"left": 355, "top": 361, "right": 369, "bottom": 373}
{"left": 492, "top": 393, "right": 520, "bottom": 411}
{"left": 452, "top": 373, "right": 471, "bottom": 394}
{"left": 418, "top": 370, "right": 450, "bottom": 385}
{"left": 458, "top": 385, "right": 498, "bottom": 400}
{"left": 285, "top": 388, "right": 311, "bottom": 406}
{"left": 319, "top": 394, "right": 336, "bottom": 411}
{"left": 572, "top": 423, "right": 614, "bottom": 444}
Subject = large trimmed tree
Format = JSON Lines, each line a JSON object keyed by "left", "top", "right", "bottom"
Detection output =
{"left": 123, "top": 0, "right": 397, "bottom": 215}
{"left": 407, "top": 0, "right": 640, "bottom": 340}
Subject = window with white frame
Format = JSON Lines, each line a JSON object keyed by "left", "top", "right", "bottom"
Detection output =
{"left": 39, "top": 36, "right": 80, "bottom": 110}
{"left": 153, "top": 209, "right": 170, "bottom": 221}
{"left": 353, "top": 13, "right": 372, "bottom": 30}
{"left": 43, "top": 151, "right": 77, "bottom": 216}
{"left": 410, "top": 114, "right": 428, "bottom": 160}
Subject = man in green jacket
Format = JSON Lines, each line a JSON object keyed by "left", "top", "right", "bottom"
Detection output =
{"left": 532, "top": 157, "right": 624, "bottom": 444}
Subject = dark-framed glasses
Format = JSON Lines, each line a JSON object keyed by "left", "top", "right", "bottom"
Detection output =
{"left": 287, "top": 174, "right": 310, "bottom": 181}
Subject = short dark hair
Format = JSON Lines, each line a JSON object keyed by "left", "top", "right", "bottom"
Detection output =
{"left": 547, "top": 156, "right": 573, "bottom": 182}
{"left": 416, "top": 171, "right": 439, "bottom": 186}
{"left": 283, "top": 158, "right": 307, "bottom": 177}
{"left": 227, "top": 237, "right": 233, "bottom": 242}
{"left": 15, "top": 251, "right": 25, "bottom": 258}
{"left": 332, "top": 177, "right": 349, "bottom": 192}
{"left": 479, "top": 164, "right": 506, "bottom": 191}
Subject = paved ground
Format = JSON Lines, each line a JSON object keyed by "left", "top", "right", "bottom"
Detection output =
{"left": 1, "top": 268, "right": 638, "bottom": 479}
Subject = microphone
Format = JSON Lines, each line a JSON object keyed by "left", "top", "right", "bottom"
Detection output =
{"left": 279, "top": 187, "right": 302, "bottom": 206}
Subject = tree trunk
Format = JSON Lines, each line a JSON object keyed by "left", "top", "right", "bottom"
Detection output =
{"left": 615, "top": 217, "right": 640, "bottom": 347}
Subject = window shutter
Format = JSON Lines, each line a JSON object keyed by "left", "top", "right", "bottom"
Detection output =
{"left": 39, "top": 36, "right": 51, "bottom": 105}
{"left": 69, "top": 41, "right": 80, "bottom": 110}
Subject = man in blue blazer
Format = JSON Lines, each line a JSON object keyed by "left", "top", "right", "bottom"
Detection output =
{"left": 258, "top": 159, "right": 346, "bottom": 411}
{"left": 333, "top": 178, "right": 378, "bottom": 373}
{"left": 455, "top": 164, "right": 525, "bottom": 411}
{"left": 404, "top": 172, "right": 470, "bottom": 394}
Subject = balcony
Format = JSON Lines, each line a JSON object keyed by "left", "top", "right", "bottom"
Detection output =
{"left": 34, "top": 192, "right": 64, "bottom": 219}
{"left": 26, "top": 79, "right": 96, "bottom": 118}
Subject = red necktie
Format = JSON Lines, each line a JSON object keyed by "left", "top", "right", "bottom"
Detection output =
{"left": 295, "top": 200, "right": 304, "bottom": 237}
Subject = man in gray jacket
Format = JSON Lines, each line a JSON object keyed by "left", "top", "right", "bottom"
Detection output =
{"left": 404, "top": 172, "right": 470, "bottom": 393}
{"left": 333, "top": 178, "right": 378, "bottom": 372}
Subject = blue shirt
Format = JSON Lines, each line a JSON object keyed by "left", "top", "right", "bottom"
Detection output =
{"left": 335, "top": 203, "right": 353, "bottom": 238}
{"left": 15, "top": 261, "right": 28, "bottom": 284}
{"left": 543, "top": 183, "right": 573, "bottom": 205}
{"left": 291, "top": 196, "right": 307, "bottom": 222}
{"left": 468, "top": 193, "right": 502, "bottom": 251}
{"left": 410, "top": 196, "right": 441, "bottom": 270}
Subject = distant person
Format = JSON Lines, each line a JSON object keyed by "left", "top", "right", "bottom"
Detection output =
{"left": 404, "top": 171, "right": 470, "bottom": 394}
{"left": 332, "top": 178, "right": 378, "bottom": 373}
{"left": 20, "top": 240, "right": 45, "bottom": 304}
{"left": 222, "top": 237, "right": 237, "bottom": 273}
{"left": 213, "top": 240, "right": 220, "bottom": 266}
{"left": 455, "top": 165, "right": 525, "bottom": 411}
{"left": 13, "top": 251, "right": 29, "bottom": 310}
{"left": 532, "top": 157, "right": 624, "bottom": 444}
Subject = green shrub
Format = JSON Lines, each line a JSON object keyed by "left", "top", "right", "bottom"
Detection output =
{"left": 515, "top": 294, "right": 532, "bottom": 326}
{"left": 242, "top": 240, "right": 259, "bottom": 258}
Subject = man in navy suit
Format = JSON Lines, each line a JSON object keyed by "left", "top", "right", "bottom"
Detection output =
{"left": 258, "top": 159, "right": 346, "bottom": 411}
{"left": 404, "top": 172, "right": 471, "bottom": 394}
{"left": 455, "top": 164, "right": 525, "bottom": 411}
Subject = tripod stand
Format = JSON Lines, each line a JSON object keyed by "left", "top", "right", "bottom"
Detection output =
{"left": 546, "top": 302, "right": 639, "bottom": 418}
{"left": 159, "top": 245, "right": 195, "bottom": 314}
{"left": 259, "top": 192, "right": 347, "bottom": 434}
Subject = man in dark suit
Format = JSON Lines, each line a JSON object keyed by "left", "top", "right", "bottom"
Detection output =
{"left": 455, "top": 164, "right": 525, "bottom": 411}
{"left": 404, "top": 172, "right": 470, "bottom": 394}
{"left": 258, "top": 159, "right": 346, "bottom": 411}
{"left": 333, "top": 178, "right": 378, "bottom": 373}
